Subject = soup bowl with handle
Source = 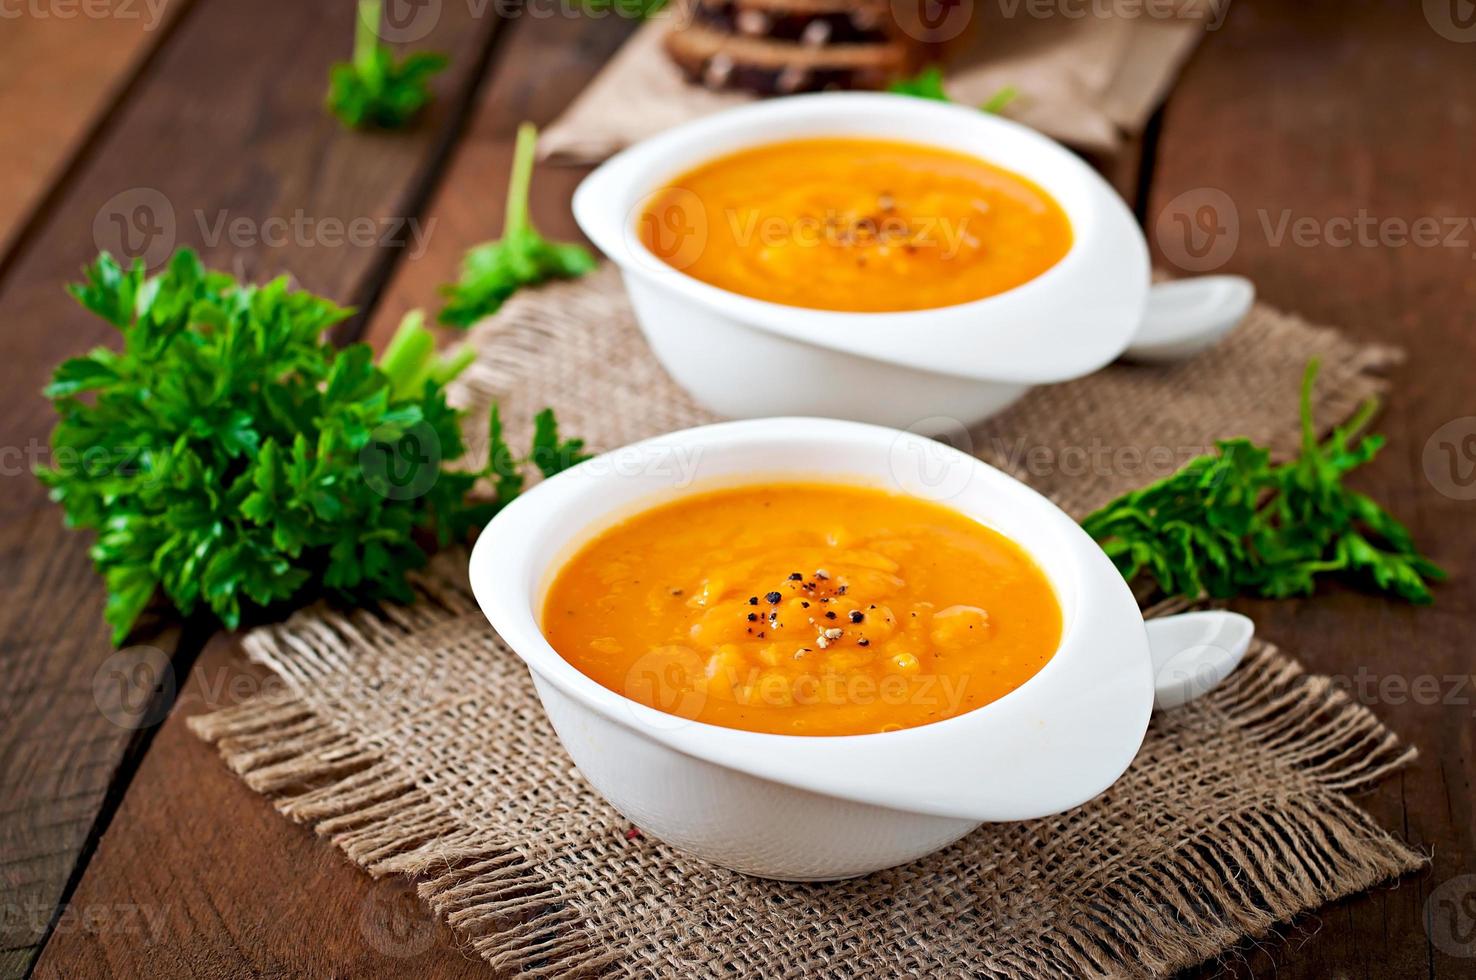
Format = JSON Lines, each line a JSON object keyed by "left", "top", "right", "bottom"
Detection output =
{"left": 573, "top": 93, "right": 1254, "bottom": 434}
{"left": 469, "top": 417, "right": 1253, "bottom": 880}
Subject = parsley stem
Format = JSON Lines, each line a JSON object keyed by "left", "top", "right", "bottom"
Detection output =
{"left": 504, "top": 122, "right": 537, "bottom": 238}
{"left": 380, "top": 309, "right": 435, "bottom": 399}
{"left": 380, "top": 309, "right": 476, "bottom": 398}
{"left": 981, "top": 85, "right": 1019, "bottom": 115}
{"left": 431, "top": 344, "right": 476, "bottom": 384}
{"left": 1299, "top": 357, "right": 1320, "bottom": 450}
{"left": 354, "top": 0, "right": 382, "bottom": 78}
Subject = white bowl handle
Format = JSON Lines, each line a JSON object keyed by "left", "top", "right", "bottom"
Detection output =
{"left": 1123, "top": 276, "right": 1256, "bottom": 363}
{"left": 1145, "top": 611, "right": 1255, "bottom": 711}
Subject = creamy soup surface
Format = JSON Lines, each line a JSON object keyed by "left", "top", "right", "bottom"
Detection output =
{"left": 637, "top": 137, "right": 1073, "bottom": 312}
{"left": 542, "top": 483, "right": 1063, "bottom": 736}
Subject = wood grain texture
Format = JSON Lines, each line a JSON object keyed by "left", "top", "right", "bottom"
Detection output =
{"left": 30, "top": 636, "right": 488, "bottom": 980}
{"left": 362, "top": 13, "right": 642, "bottom": 348}
{"left": 30, "top": 13, "right": 638, "bottom": 978}
{"left": 0, "top": 0, "right": 191, "bottom": 265}
{"left": 1151, "top": 1, "right": 1476, "bottom": 977}
{"left": 0, "top": 0, "right": 505, "bottom": 975}
{"left": 25, "top": 3, "right": 1476, "bottom": 978}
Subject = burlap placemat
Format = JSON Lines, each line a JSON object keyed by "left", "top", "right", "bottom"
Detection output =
{"left": 542, "top": 1, "right": 1224, "bottom": 162}
{"left": 192, "top": 267, "right": 1424, "bottom": 978}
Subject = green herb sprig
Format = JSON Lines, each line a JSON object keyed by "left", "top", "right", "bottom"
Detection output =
{"left": 40, "top": 250, "right": 586, "bottom": 643}
{"left": 889, "top": 66, "right": 1019, "bottom": 115}
{"left": 438, "top": 122, "right": 598, "bottom": 327}
{"left": 1083, "top": 361, "right": 1444, "bottom": 604}
{"left": 327, "top": 0, "right": 448, "bottom": 130}
{"left": 579, "top": 0, "right": 667, "bottom": 17}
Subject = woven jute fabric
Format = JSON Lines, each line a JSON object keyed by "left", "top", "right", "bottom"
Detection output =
{"left": 192, "top": 266, "right": 1424, "bottom": 978}
{"left": 541, "top": 3, "right": 1216, "bottom": 161}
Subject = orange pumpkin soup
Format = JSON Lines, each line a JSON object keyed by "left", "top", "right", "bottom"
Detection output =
{"left": 541, "top": 483, "right": 1062, "bottom": 736}
{"left": 637, "top": 137, "right": 1073, "bottom": 313}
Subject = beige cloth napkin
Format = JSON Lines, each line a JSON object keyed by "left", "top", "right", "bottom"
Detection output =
{"left": 542, "top": 1, "right": 1224, "bottom": 161}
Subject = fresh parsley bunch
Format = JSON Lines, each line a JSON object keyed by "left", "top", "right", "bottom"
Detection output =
{"left": 1083, "top": 361, "right": 1444, "bottom": 604}
{"left": 439, "top": 122, "right": 597, "bottom": 328}
{"left": 39, "top": 250, "right": 588, "bottom": 644}
{"left": 889, "top": 67, "right": 1018, "bottom": 115}
{"left": 326, "top": 0, "right": 448, "bottom": 130}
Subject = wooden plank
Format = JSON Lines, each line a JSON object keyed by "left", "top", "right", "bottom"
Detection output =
{"left": 30, "top": 636, "right": 488, "bottom": 979}
{"left": 0, "top": 0, "right": 192, "bottom": 265}
{"left": 1147, "top": 1, "right": 1476, "bottom": 977}
{"left": 30, "top": 13, "right": 638, "bottom": 978}
{"left": 0, "top": 0, "right": 506, "bottom": 975}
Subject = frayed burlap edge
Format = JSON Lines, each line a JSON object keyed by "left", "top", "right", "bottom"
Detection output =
{"left": 189, "top": 559, "right": 1425, "bottom": 979}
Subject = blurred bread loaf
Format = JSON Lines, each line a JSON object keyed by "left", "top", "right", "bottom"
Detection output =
{"left": 663, "top": 0, "right": 938, "bottom": 95}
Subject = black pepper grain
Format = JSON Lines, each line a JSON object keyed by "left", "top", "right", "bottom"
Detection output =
{"left": 849, "top": 610, "right": 864, "bottom": 623}
{"left": 765, "top": 591, "right": 782, "bottom": 604}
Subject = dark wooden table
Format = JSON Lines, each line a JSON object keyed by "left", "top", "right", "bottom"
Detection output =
{"left": 3, "top": 1, "right": 1472, "bottom": 976}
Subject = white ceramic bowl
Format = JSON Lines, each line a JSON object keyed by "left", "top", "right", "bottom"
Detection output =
{"left": 572, "top": 93, "right": 1253, "bottom": 433}
{"left": 469, "top": 418, "right": 1251, "bottom": 880}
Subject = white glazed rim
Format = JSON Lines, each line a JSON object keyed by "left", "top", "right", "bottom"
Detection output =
{"left": 469, "top": 418, "right": 1155, "bottom": 822}
{"left": 571, "top": 93, "right": 1151, "bottom": 384}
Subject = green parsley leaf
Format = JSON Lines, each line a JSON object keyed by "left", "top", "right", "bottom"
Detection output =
{"left": 485, "top": 404, "right": 525, "bottom": 505}
{"left": 438, "top": 122, "right": 598, "bottom": 328}
{"left": 38, "top": 251, "right": 586, "bottom": 644}
{"left": 889, "top": 67, "right": 1019, "bottom": 115}
{"left": 889, "top": 66, "right": 951, "bottom": 102}
{"left": 580, "top": 0, "right": 667, "bottom": 17}
{"left": 529, "top": 407, "right": 592, "bottom": 479}
{"left": 326, "top": 0, "right": 448, "bottom": 130}
{"left": 1082, "top": 360, "right": 1444, "bottom": 605}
